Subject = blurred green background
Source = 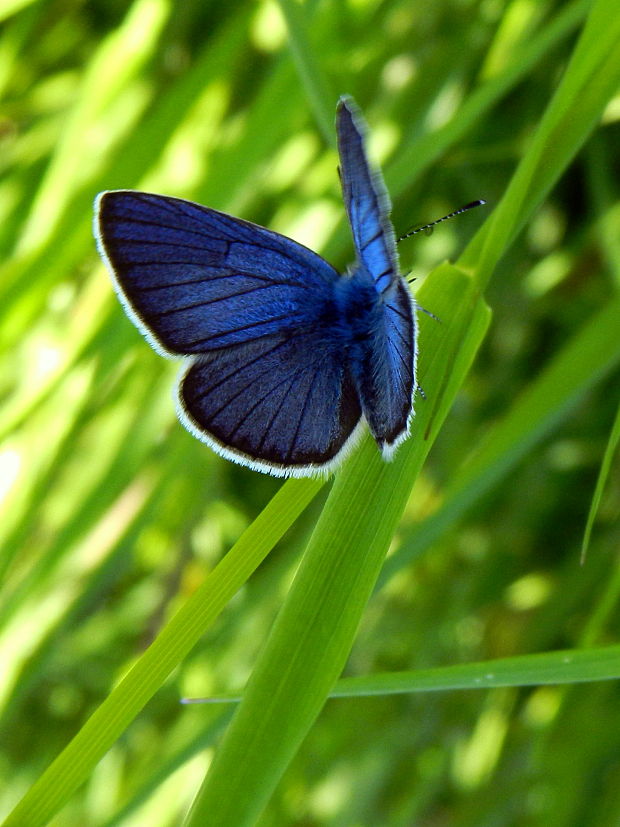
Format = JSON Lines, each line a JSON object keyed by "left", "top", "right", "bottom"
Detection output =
{"left": 1, "top": 0, "right": 620, "bottom": 824}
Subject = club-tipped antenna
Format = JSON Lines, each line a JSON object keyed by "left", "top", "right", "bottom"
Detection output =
{"left": 397, "top": 199, "right": 486, "bottom": 242}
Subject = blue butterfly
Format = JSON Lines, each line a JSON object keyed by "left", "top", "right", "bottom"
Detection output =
{"left": 94, "top": 96, "right": 417, "bottom": 477}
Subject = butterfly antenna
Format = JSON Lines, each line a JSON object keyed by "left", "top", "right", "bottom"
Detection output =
{"left": 397, "top": 199, "right": 486, "bottom": 242}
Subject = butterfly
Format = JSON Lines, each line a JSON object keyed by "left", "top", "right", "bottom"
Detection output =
{"left": 94, "top": 96, "right": 417, "bottom": 477}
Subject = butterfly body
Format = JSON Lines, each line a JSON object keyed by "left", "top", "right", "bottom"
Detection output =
{"left": 95, "top": 96, "right": 417, "bottom": 476}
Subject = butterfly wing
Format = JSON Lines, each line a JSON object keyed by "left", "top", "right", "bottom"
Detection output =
{"left": 336, "top": 97, "right": 417, "bottom": 455}
{"left": 336, "top": 96, "right": 399, "bottom": 296}
{"left": 95, "top": 190, "right": 363, "bottom": 476}
{"left": 179, "top": 330, "right": 363, "bottom": 476}
{"left": 95, "top": 190, "right": 340, "bottom": 356}
{"left": 347, "top": 278, "right": 416, "bottom": 457}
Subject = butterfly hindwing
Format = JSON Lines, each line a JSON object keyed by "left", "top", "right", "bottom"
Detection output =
{"left": 178, "top": 330, "right": 363, "bottom": 476}
{"left": 95, "top": 190, "right": 340, "bottom": 356}
{"left": 351, "top": 280, "right": 416, "bottom": 455}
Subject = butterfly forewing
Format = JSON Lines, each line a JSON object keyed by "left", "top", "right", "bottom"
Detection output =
{"left": 336, "top": 97, "right": 400, "bottom": 296}
{"left": 96, "top": 191, "right": 340, "bottom": 356}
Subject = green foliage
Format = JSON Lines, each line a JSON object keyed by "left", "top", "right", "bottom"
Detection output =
{"left": 1, "top": 0, "right": 619, "bottom": 825}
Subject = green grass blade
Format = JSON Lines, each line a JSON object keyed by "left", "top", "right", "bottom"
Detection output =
{"left": 333, "top": 645, "right": 620, "bottom": 695}
{"left": 186, "top": 644, "right": 620, "bottom": 702}
{"left": 581, "top": 399, "right": 620, "bottom": 561}
{"left": 276, "top": 0, "right": 336, "bottom": 144}
{"left": 4, "top": 0, "right": 620, "bottom": 822}
{"left": 184, "top": 266, "right": 491, "bottom": 827}
{"left": 385, "top": 0, "right": 589, "bottom": 202}
{"left": 461, "top": 0, "right": 620, "bottom": 285}
{"left": 17, "top": 0, "right": 170, "bottom": 255}
{"left": 100, "top": 711, "right": 234, "bottom": 827}
{"left": 383, "top": 294, "right": 620, "bottom": 579}
{"left": 2, "top": 479, "right": 322, "bottom": 827}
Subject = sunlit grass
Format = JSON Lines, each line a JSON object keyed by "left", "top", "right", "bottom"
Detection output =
{"left": 2, "top": 0, "right": 620, "bottom": 825}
